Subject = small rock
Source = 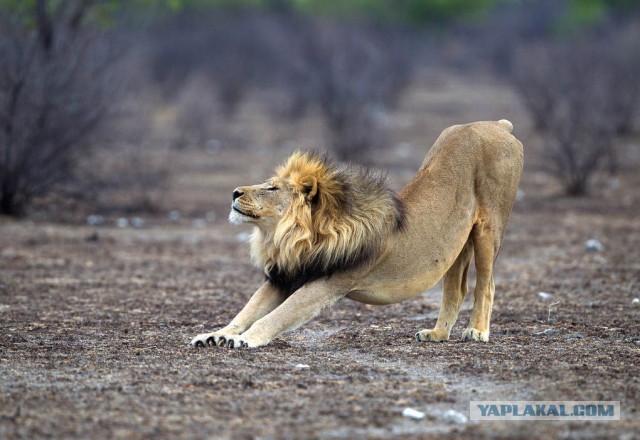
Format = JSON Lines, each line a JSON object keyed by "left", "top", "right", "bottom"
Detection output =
{"left": 564, "top": 332, "right": 585, "bottom": 339}
{"left": 538, "top": 291, "right": 553, "bottom": 300}
{"left": 192, "top": 218, "right": 206, "bottom": 229}
{"left": 635, "top": 341, "right": 640, "bottom": 348}
{"left": 535, "top": 328, "right": 558, "bottom": 336}
{"left": 294, "top": 364, "right": 310, "bottom": 369}
{"left": 86, "top": 214, "right": 104, "bottom": 226}
{"left": 632, "top": 298, "right": 640, "bottom": 307}
{"left": 130, "top": 217, "right": 145, "bottom": 228}
{"left": 116, "top": 218, "right": 128, "bottom": 228}
{"left": 443, "top": 409, "right": 468, "bottom": 424}
{"left": 235, "top": 232, "right": 252, "bottom": 243}
{"left": 584, "top": 239, "right": 603, "bottom": 252}
{"left": 168, "top": 210, "right": 181, "bottom": 221}
{"left": 402, "top": 407, "right": 425, "bottom": 420}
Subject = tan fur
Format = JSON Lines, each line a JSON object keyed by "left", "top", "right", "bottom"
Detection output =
{"left": 190, "top": 120, "right": 523, "bottom": 349}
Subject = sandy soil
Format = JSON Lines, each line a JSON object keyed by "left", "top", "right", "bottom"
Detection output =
{"left": 1, "top": 70, "right": 639, "bottom": 439}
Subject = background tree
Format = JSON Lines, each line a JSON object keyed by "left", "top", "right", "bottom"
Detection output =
{"left": 0, "top": 1, "right": 117, "bottom": 215}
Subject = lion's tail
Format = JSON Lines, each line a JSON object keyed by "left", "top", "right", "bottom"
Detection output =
{"left": 497, "top": 119, "right": 513, "bottom": 133}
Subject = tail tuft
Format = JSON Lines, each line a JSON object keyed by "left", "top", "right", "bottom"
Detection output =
{"left": 497, "top": 119, "right": 513, "bottom": 133}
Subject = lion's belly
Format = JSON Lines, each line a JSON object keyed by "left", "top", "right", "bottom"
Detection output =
{"left": 345, "top": 227, "right": 467, "bottom": 305}
{"left": 347, "top": 270, "right": 440, "bottom": 305}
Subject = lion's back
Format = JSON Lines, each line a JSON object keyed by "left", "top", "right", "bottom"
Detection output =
{"left": 420, "top": 120, "right": 523, "bottom": 178}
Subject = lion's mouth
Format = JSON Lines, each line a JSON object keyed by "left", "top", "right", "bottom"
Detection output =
{"left": 233, "top": 206, "right": 259, "bottom": 219}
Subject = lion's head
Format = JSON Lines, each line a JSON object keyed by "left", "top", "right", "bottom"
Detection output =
{"left": 229, "top": 151, "right": 405, "bottom": 294}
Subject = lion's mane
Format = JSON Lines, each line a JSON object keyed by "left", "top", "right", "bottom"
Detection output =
{"left": 250, "top": 151, "right": 405, "bottom": 295}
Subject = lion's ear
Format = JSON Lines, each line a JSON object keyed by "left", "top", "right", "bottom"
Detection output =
{"left": 300, "top": 175, "right": 318, "bottom": 202}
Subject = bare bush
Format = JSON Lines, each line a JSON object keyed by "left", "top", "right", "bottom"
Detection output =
{"left": 513, "top": 25, "right": 640, "bottom": 195}
{"left": 0, "top": 2, "right": 118, "bottom": 216}
{"left": 272, "top": 17, "right": 414, "bottom": 161}
{"left": 471, "top": 0, "right": 567, "bottom": 76}
{"left": 147, "top": 10, "right": 416, "bottom": 161}
{"left": 73, "top": 144, "right": 171, "bottom": 214}
{"left": 173, "top": 74, "right": 219, "bottom": 149}
{"left": 147, "top": 11, "right": 289, "bottom": 150}
{"left": 604, "top": 24, "right": 640, "bottom": 136}
{"left": 149, "top": 11, "right": 279, "bottom": 117}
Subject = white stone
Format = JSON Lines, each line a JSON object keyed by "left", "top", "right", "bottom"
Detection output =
{"left": 402, "top": 407, "right": 425, "bottom": 420}
{"left": 584, "top": 239, "right": 603, "bottom": 252}
{"left": 535, "top": 328, "right": 558, "bottom": 336}
{"left": 443, "top": 409, "right": 468, "bottom": 424}
{"left": 86, "top": 214, "right": 104, "bottom": 226}
{"left": 538, "top": 291, "right": 553, "bottom": 300}
{"left": 131, "top": 217, "right": 145, "bottom": 228}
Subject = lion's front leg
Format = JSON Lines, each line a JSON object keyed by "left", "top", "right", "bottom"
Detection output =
{"left": 218, "top": 279, "right": 350, "bottom": 349}
{"left": 190, "top": 281, "right": 286, "bottom": 348}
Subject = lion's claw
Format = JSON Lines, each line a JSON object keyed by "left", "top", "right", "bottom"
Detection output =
{"left": 190, "top": 332, "right": 259, "bottom": 349}
{"left": 461, "top": 327, "right": 490, "bottom": 342}
{"left": 190, "top": 332, "right": 223, "bottom": 348}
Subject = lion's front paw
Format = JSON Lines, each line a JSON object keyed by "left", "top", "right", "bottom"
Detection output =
{"left": 415, "top": 328, "right": 450, "bottom": 342}
{"left": 461, "top": 327, "right": 489, "bottom": 342}
{"left": 189, "top": 332, "right": 222, "bottom": 348}
{"left": 216, "top": 334, "right": 265, "bottom": 349}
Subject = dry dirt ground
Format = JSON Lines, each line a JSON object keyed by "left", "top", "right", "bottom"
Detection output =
{"left": 1, "top": 70, "right": 640, "bottom": 439}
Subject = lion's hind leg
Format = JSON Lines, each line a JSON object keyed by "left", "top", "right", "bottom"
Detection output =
{"left": 416, "top": 238, "right": 473, "bottom": 343}
{"left": 461, "top": 221, "right": 502, "bottom": 343}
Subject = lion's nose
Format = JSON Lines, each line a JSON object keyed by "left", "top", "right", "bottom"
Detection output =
{"left": 232, "top": 188, "right": 244, "bottom": 201}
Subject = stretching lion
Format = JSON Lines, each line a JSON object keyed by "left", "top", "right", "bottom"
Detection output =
{"left": 190, "top": 120, "right": 523, "bottom": 349}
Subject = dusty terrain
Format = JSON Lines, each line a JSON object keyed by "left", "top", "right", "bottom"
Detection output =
{"left": 1, "top": 70, "right": 639, "bottom": 439}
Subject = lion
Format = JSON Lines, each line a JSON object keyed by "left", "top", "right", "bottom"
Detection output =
{"left": 190, "top": 119, "right": 523, "bottom": 349}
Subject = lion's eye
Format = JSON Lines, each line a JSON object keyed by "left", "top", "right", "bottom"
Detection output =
{"left": 266, "top": 186, "right": 278, "bottom": 191}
